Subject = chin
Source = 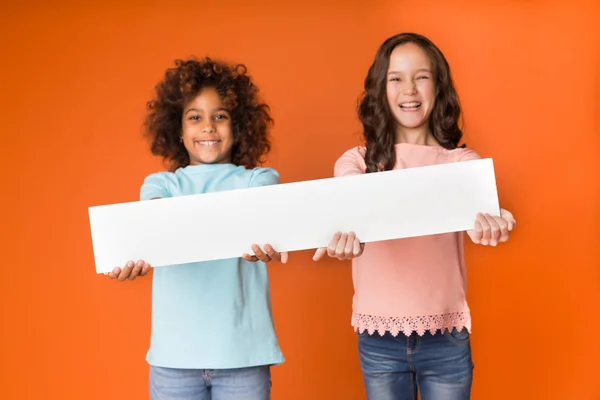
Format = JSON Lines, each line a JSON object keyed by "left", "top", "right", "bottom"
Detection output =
{"left": 397, "top": 120, "right": 426, "bottom": 129}
{"left": 196, "top": 153, "right": 220, "bottom": 163}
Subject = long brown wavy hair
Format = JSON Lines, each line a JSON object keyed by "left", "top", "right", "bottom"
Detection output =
{"left": 144, "top": 57, "right": 272, "bottom": 171}
{"left": 358, "top": 33, "right": 465, "bottom": 172}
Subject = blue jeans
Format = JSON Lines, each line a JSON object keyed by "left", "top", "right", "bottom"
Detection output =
{"left": 358, "top": 328, "right": 474, "bottom": 400}
{"left": 149, "top": 365, "right": 271, "bottom": 400}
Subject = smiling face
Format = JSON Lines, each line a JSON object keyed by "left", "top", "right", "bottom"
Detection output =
{"left": 181, "top": 87, "right": 234, "bottom": 166}
{"left": 386, "top": 42, "right": 437, "bottom": 140}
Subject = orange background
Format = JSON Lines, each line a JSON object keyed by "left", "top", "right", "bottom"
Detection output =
{"left": 1, "top": 0, "right": 599, "bottom": 399}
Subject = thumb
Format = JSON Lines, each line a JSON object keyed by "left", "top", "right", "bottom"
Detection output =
{"left": 467, "top": 221, "right": 482, "bottom": 244}
{"left": 313, "top": 247, "right": 327, "bottom": 261}
{"left": 501, "top": 209, "right": 516, "bottom": 227}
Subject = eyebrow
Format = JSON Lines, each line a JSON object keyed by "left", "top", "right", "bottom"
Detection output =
{"left": 387, "top": 68, "right": 432, "bottom": 75}
{"left": 184, "top": 107, "right": 230, "bottom": 115}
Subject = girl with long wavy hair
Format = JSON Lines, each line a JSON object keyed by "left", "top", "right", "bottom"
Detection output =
{"left": 314, "top": 33, "right": 517, "bottom": 400}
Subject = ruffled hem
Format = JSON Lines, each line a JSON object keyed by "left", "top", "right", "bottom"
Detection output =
{"left": 352, "top": 311, "right": 471, "bottom": 337}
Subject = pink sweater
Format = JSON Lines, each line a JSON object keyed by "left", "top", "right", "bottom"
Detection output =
{"left": 334, "top": 143, "right": 480, "bottom": 337}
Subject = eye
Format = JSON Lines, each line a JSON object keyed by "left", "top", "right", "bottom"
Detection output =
{"left": 215, "top": 114, "right": 229, "bottom": 121}
{"left": 389, "top": 77, "right": 400, "bottom": 82}
{"left": 188, "top": 115, "right": 200, "bottom": 121}
{"left": 417, "top": 76, "right": 429, "bottom": 80}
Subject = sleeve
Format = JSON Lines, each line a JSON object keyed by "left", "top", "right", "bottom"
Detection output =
{"left": 333, "top": 147, "right": 367, "bottom": 177}
{"left": 456, "top": 148, "right": 481, "bottom": 162}
{"left": 249, "top": 167, "right": 280, "bottom": 188}
{"left": 140, "top": 172, "right": 171, "bottom": 201}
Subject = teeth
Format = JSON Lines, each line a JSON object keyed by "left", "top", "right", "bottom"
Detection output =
{"left": 400, "top": 102, "right": 421, "bottom": 108}
{"left": 198, "top": 140, "right": 219, "bottom": 146}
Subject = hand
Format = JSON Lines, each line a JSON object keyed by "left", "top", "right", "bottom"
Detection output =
{"left": 467, "top": 209, "right": 516, "bottom": 246}
{"left": 105, "top": 260, "right": 152, "bottom": 281}
{"left": 313, "top": 231, "right": 364, "bottom": 261}
{"left": 242, "top": 244, "right": 288, "bottom": 264}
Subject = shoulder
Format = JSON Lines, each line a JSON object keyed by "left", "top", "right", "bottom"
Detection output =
{"left": 248, "top": 167, "right": 280, "bottom": 188}
{"left": 334, "top": 146, "right": 367, "bottom": 177}
{"left": 453, "top": 147, "right": 481, "bottom": 162}
{"left": 140, "top": 171, "right": 177, "bottom": 200}
{"left": 143, "top": 171, "right": 178, "bottom": 186}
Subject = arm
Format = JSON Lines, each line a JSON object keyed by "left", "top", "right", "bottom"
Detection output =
{"left": 242, "top": 168, "right": 289, "bottom": 264}
{"left": 107, "top": 173, "right": 171, "bottom": 280}
{"left": 313, "top": 148, "right": 367, "bottom": 261}
{"left": 459, "top": 150, "right": 517, "bottom": 246}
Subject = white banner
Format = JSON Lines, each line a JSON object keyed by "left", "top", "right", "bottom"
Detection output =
{"left": 88, "top": 158, "right": 500, "bottom": 274}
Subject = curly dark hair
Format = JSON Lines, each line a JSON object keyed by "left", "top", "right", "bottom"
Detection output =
{"left": 358, "top": 32, "right": 465, "bottom": 173}
{"left": 144, "top": 57, "right": 273, "bottom": 171}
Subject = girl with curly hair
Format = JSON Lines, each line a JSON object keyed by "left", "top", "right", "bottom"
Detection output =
{"left": 107, "top": 57, "right": 287, "bottom": 400}
{"left": 313, "top": 33, "right": 517, "bottom": 399}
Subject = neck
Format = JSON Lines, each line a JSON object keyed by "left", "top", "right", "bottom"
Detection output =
{"left": 395, "top": 125, "right": 436, "bottom": 146}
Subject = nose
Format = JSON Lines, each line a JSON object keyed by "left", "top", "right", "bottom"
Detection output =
{"left": 401, "top": 83, "right": 417, "bottom": 95}
{"left": 201, "top": 120, "right": 216, "bottom": 133}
